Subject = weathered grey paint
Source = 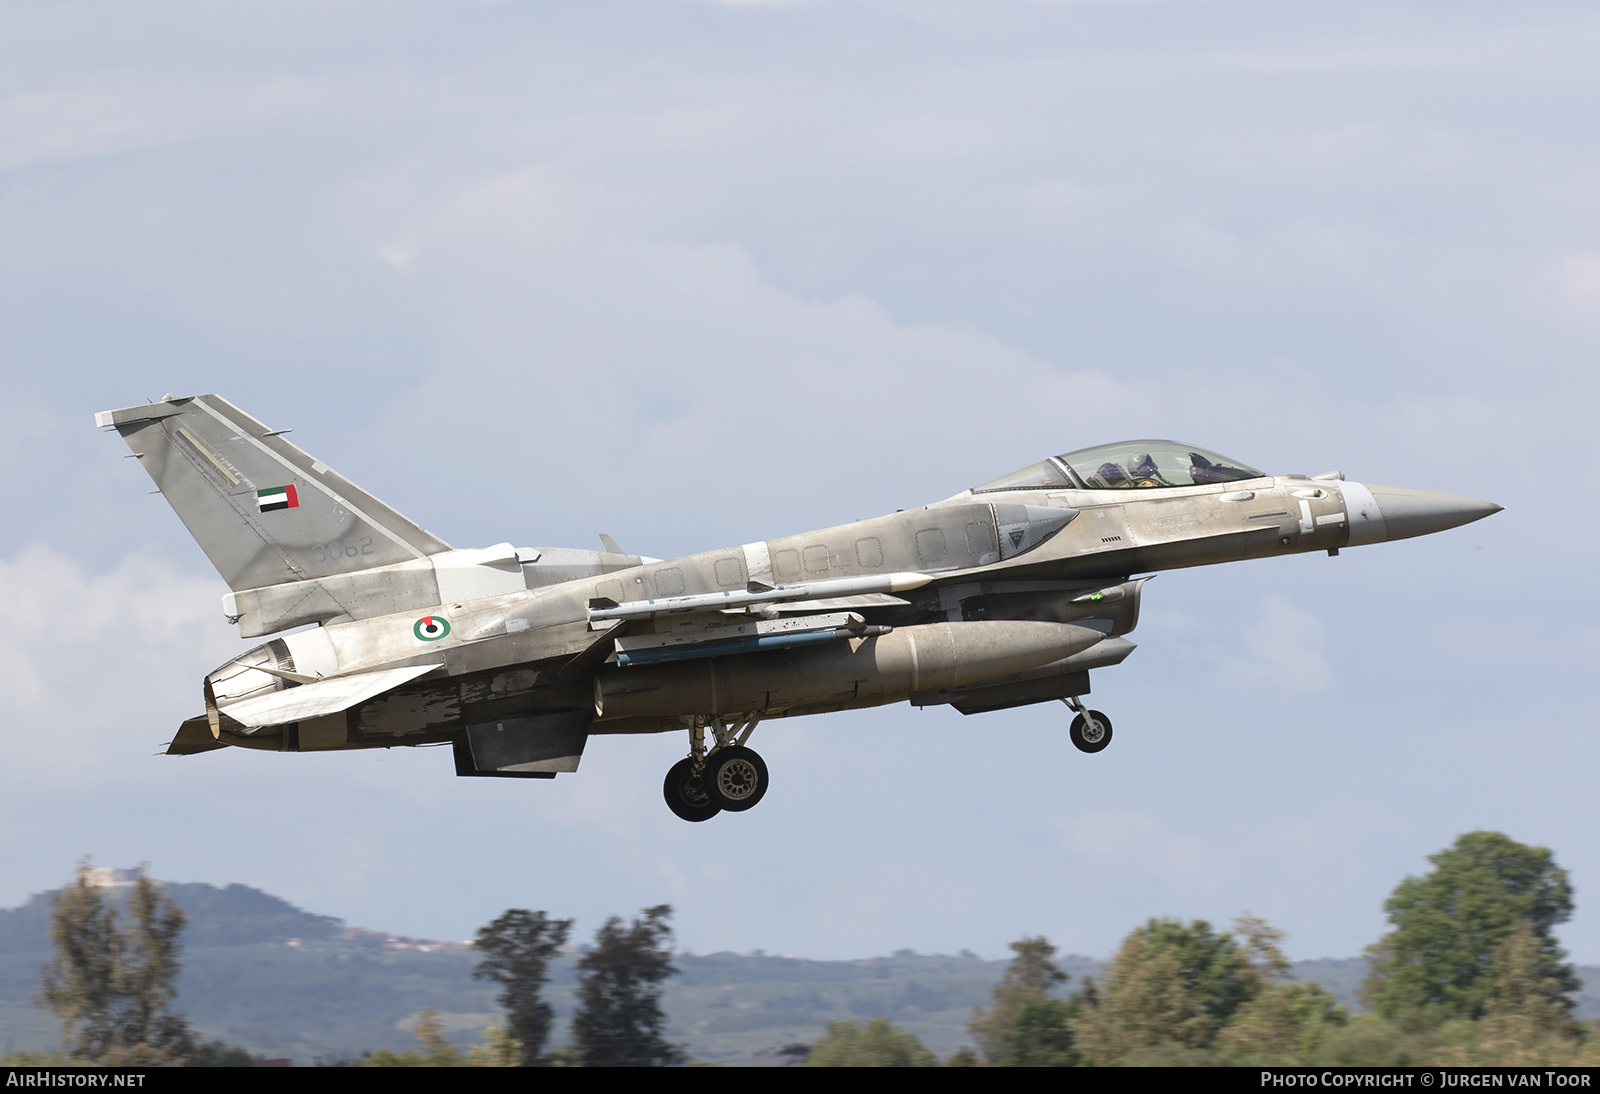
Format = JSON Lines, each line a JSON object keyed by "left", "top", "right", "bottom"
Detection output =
{"left": 107, "top": 397, "right": 1499, "bottom": 769}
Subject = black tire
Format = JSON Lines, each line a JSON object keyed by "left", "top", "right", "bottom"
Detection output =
{"left": 663, "top": 757, "right": 721, "bottom": 822}
{"left": 703, "top": 746, "right": 769, "bottom": 812}
{"left": 1070, "top": 710, "right": 1113, "bottom": 754}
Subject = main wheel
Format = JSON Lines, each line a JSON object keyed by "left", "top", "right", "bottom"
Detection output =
{"left": 1069, "top": 710, "right": 1113, "bottom": 754}
{"left": 663, "top": 757, "right": 721, "bottom": 822}
{"left": 703, "top": 746, "right": 769, "bottom": 812}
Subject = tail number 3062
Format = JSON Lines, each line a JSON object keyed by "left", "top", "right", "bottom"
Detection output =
{"left": 311, "top": 536, "right": 374, "bottom": 563}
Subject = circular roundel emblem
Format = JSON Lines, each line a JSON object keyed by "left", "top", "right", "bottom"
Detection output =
{"left": 413, "top": 615, "right": 451, "bottom": 642}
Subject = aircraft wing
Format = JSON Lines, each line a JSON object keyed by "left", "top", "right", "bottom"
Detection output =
{"left": 218, "top": 664, "right": 441, "bottom": 729}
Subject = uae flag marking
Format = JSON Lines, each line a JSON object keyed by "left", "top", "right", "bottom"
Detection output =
{"left": 256, "top": 485, "right": 299, "bottom": 513}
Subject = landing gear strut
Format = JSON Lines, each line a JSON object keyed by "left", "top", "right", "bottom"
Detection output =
{"left": 661, "top": 715, "right": 769, "bottom": 821}
{"left": 1063, "top": 696, "right": 1113, "bottom": 754}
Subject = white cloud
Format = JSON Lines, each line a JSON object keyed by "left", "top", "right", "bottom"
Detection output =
{"left": 1223, "top": 595, "right": 1332, "bottom": 696}
{"left": 0, "top": 545, "right": 240, "bottom": 773}
{"left": 1558, "top": 253, "right": 1600, "bottom": 313}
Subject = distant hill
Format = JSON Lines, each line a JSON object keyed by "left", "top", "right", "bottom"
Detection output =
{"left": 0, "top": 881, "right": 343, "bottom": 954}
{"left": 0, "top": 879, "right": 1593, "bottom": 1063}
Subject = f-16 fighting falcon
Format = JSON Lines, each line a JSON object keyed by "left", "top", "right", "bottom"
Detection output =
{"left": 99, "top": 395, "right": 1501, "bottom": 821}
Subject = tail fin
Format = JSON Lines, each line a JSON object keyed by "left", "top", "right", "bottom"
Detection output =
{"left": 97, "top": 395, "right": 451, "bottom": 592}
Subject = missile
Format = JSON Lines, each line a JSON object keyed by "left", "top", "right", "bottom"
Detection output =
{"left": 586, "top": 571, "right": 934, "bottom": 622}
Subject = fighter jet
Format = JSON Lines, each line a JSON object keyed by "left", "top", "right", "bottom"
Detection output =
{"left": 98, "top": 395, "right": 1501, "bottom": 821}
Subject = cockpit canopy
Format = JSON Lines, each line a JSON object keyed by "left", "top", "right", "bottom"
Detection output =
{"left": 974, "top": 441, "right": 1266, "bottom": 493}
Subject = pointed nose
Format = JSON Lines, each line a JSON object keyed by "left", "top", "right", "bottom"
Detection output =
{"left": 1363, "top": 484, "right": 1503, "bottom": 542}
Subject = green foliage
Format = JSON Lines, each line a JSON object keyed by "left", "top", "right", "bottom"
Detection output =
{"left": 0, "top": 1052, "right": 89, "bottom": 1067}
{"left": 473, "top": 908, "right": 572, "bottom": 1065}
{"left": 35, "top": 864, "right": 196, "bottom": 1065}
{"left": 1072, "top": 914, "right": 1349, "bottom": 1066}
{"left": 1366, "top": 831, "right": 1577, "bottom": 1020}
{"left": 187, "top": 1041, "right": 259, "bottom": 1067}
{"left": 365, "top": 1010, "right": 462, "bottom": 1067}
{"left": 571, "top": 905, "right": 684, "bottom": 1067}
{"left": 1449, "top": 925, "right": 1599, "bottom": 1067}
{"left": 1214, "top": 917, "right": 1349, "bottom": 1063}
{"left": 1000, "top": 994, "right": 1081, "bottom": 1066}
{"left": 1130, "top": 918, "right": 1255, "bottom": 1026}
{"left": 362, "top": 1011, "right": 524, "bottom": 1067}
{"left": 1304, "top": 1011, "right": 1473, "bottom": 1068}
{"left": 1217, "top": 981, "right": 1349, "bottom": 1063}
{"left": 966, "top": 935, "right": 1079, "bottom": 1066}
{"left": 805, "top": 1018, "right": 939, "bottom": 1066}
{"left": 1071, "top": 917, "right": 1253, "bottom": 1063}
{"left": 1071, "top": 932, "right": 1213, "bottom": 1061}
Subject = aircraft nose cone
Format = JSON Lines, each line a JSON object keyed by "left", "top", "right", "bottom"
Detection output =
{"left": 1364, "top": 484, "right": 1503, "bottom": 542}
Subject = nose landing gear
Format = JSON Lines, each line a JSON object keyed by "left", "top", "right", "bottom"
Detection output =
{"left": 1063, "top": 696, "right": 1113, "bottom": 753}
{"left": 661, "top": 715, "right": 769, "bottom": 821}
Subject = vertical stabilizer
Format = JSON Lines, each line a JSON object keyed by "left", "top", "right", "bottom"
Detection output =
{"left": 97, "top": 395, "right": 451, "bottom": 592}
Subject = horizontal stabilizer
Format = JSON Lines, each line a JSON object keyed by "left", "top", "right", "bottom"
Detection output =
{"left": 219, "top": 664, "right": 440, "bottom": 728}
{"left": 167, "top": 715, "right": 228, "bottom": 755}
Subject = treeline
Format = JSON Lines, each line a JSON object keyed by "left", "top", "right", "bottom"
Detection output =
{"left": 18, "top": 870, "right": 685, "bottom": 1068}
{"left": 16, "top": 830, "right": 1598, "bottom": 1066}
{"left": 18, "top": 865, "right": 257, "bottom": 1067}
{"left": 808, "top": 831, "right": 1600, "bottom": 1066}
{"left": 364, "top": 904, "right": 683, "bottom": 1067}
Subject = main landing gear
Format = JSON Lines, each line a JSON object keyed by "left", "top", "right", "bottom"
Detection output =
{"left": 662, "top": 715, "right": 770, "bottom": 822}
{"left": 1063, "top": 696, "right": 1113, "bottom": 754}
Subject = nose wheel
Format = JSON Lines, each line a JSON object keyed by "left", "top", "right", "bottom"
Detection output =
{"left": 1063, "top": 697, "right": 1113, "bottom": 754}
{"left": 663, "top": 715, "right": 769, "bottom": 821}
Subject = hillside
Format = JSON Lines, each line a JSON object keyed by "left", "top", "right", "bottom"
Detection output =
{"left": 1, "top": 879, "right": 1593, "bottom": 1063}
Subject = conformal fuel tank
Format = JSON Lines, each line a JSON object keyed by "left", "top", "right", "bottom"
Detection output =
{"left": 593, "top": 620, "right": 1107, "bottom": 719}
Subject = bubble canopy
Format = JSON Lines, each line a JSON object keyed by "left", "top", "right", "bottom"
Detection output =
{"left": 974, "top": 441, "right": 1267, "bottom": 493}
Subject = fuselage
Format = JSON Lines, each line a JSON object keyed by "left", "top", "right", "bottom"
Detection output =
{"left": 201, "top": 459, "right": 1498, "bottom": 756}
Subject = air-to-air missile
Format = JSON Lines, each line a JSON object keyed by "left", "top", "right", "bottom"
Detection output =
{"left": 98, "top": 395, "right": 1501, "bottom": 821}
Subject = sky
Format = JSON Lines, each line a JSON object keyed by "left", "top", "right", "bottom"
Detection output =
{"left": 0, "top": 0, "right": 1597, "bottom": 967}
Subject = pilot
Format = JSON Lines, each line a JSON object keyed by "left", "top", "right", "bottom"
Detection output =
{"left": 1095, "top": 462, "right": 1131, "bottom": 488}
{"left": 1188, "top": 452, "right": 1248, "bottom": 485}
{"left": 1127, "top": 452, "right": 1165, "bottom": 488}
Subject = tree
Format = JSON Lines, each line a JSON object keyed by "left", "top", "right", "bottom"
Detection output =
{"left": 365, "top": 1011, "right": 526, "bottom": 1068}
{"left": 1465, "top": 924, "right": 1596, "bottom": 1066}
{"left": 570, "top": 904, "right": 683, "bottom": 1066}
{"left": 365, "top": 1010, "right": 462, "bottom": 1067}
{"left": 967, "top": 935, "right": 1078, "bottom": 1065}
{"left": 119, "top": 872, "right": 193, "bottom": 1059}
{"left": 1071, "top": 932, "right": 1211, "bottom": 1062}
{"left": 1364, "top": 832, "right": 1577, "bottom": 1020}
{"left": 473, "top": 908, "right": 573, "bottom": 1065}
{"left": 1001, "top": 994, "right": 1081, "bottom": 1067}
{"left": 36, "top": 863, "right": 195, "bottom": 1065}
{"left": 1070, "top": 915, "right": 1341, "bottom": 1065}
{"left": 805, "top": 1019, "right": 939, "bottom": 1066}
